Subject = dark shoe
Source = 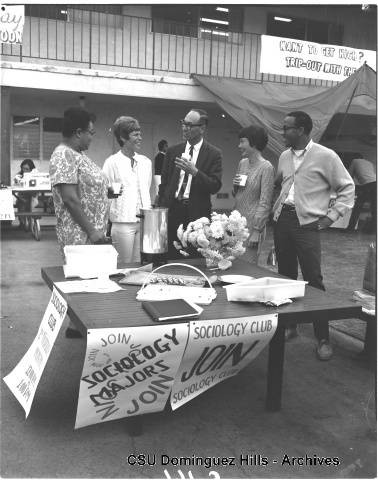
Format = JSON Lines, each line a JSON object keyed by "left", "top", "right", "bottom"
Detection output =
{"left": 316, "top": 339, "right": 333, "bottom": 361}
{"left": 285, "top": 326, "right": 298, "bottom": 341}
{"left": 65, "top": 327, "right": 83, "bottom": 339}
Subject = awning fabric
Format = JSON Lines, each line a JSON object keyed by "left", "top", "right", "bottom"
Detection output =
{"left": 193, "top": 63, "right": 376, "bottom": 160}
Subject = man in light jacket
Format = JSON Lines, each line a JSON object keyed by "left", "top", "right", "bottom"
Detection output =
{"left": 273, "top": 111, "right": 355, "bottom": 361}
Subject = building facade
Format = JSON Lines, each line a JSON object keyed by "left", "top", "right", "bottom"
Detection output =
{"left": 1, "top": 4, "right": 376, "bottom": 210}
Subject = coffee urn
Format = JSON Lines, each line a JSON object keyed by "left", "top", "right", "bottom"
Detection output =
{"left": 138, "top": 207, "right": 168, "bottom": 265}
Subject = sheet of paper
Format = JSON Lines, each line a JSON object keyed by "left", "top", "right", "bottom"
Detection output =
{"left": 0, "top": 189, "right": 15, "bottom": 221}
{"left": 3, "top": 288, "right": 67, "bottom": 417}
{"left": 75, "top": 323, "right": 188, "bottom": 428}
{"left": 54, "top": 279, "right": 124, "bottom": 293}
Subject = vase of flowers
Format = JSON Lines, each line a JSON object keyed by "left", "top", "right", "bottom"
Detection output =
{"left": 173, "top": 210, "right": 250, "bottom": 270}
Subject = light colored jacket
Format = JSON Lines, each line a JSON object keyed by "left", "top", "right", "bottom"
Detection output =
{"left": 103, "top": 150, "right": 152, "bottom": 223}
{"left": 273, "top": 142, "right": 355, "bottom": 225}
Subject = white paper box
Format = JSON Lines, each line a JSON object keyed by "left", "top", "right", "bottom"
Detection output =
{"left": 63, "top": 245, "right": 118, "bottom": 279}
{"left": 224, "top": 277, "right": 307, "bottom": 303}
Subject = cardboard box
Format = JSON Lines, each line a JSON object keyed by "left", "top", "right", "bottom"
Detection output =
{"left": 63, "top": 245, "right": 118, "bottom": 279}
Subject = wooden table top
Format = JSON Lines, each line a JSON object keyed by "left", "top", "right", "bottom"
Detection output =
{"left": 41, "top": 258, "right": 361, "bottom": 330}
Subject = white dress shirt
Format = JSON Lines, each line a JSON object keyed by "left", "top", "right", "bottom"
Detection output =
{"left": 175, "top": 138, "right": 203, "bottom": 199}
{"left": 285, "top": 139, "right": 313, "bottom": 206}
{"left": 102, "top": 150, "right": 152, "bottom": 222}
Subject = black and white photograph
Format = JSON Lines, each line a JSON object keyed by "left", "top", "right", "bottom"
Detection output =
{"left": 1, "top": 1, "right": 376, "bottom": 478}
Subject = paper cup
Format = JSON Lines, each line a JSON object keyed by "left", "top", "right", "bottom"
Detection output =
{"left": 112, "top": 182, "right": 121, "bottom": 194}
{"left": 238, "top": 174, "right": 247, "bottom": 187}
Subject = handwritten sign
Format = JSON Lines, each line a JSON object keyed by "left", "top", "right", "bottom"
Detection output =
{"left": 260, "top": 35, "right": 376, "bottom": 82}
{"left": 0, "top": 188, "right": 15, "bottom": 221}
{"left": 3, "top": 288, "right": 67, "bottom": 417}
{"left": 170, "top": 314, "right": 277, "bottom": 411}
{"left": 0, "top": 5, "right": 24, "bottom": 44}
{"left": 75, "top": 324, "right": 188, "bottom": 429}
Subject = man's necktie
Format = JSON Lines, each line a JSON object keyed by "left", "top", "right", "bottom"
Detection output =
{"left": 177, "top": 145, "right": 194, "bottom": 200}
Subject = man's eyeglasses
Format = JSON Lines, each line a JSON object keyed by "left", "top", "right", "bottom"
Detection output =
{"left": 282, "top": 126, "right": 298, "bottom": 133}
{"left": 180, "top": 120, "right": 204, "bottom": 128}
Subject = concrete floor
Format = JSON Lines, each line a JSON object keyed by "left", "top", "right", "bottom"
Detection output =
{"left": 1, "top": 224, "right": 376, "bottom": 479}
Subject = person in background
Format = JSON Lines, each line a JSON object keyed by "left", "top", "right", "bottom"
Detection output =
{"left": 50, "top": 106, "right": 118, "bottom": 338}
{"left": 273, "top": 111, "right": 355, "bottom": 361}
{"left": 103, "top": 116, "right": 152, "bottom": 263}
{"left": 153, "top": 139, "right": 168, "bottom": 198}
{"left": 232, "top": 125, "right": 274, "bottom": 264}
{"left": 14, "top": 158, "right": 37, "bottom": 184}
{"left": 13, "top": 158, "right": 39, "bottom": 229}
{"left": 347, "top": 156, "right": 376, "bottom": 232}
{"left": 157, "top": 108, "right": 222, "bottom": 258}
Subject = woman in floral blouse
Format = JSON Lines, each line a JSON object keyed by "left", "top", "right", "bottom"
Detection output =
{"left": 232, "top": 125, "right": 275, "bottom": 264}
{"left": 50, "top": 107, "right": 112, "bottom": 256}
{"left": 49, "top": 107, "right": 117, "bottom": 337}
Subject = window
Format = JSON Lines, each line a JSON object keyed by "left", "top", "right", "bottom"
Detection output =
{"left": 267, "top": 13, "right": 343, "bottom": 45}
{"left": 12, "top": 116, "right": 62, "bottom": 163}
{"left": 200, "top": 5, "right": 243, "bottom": 39}
{"left": 25, "top": 4, "right": 123, "bottom": 22}
{"left": 152, "top": 5, "right": 243, "bottom": 38}
{"left": 25, "top": 5, "right": 68, "bottom": 21}
{"left": 13, "top": 116, "right": 40, "bottom": 162}
{"left": 152, "top": 6, "right": 199, "bottom": 37}
{"left": 70, "top": 5, "right": 123, "bottom": 15}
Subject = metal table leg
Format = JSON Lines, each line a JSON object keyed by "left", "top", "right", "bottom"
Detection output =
{"left": 266, "top": 324, "right": 286, "bottom": 411}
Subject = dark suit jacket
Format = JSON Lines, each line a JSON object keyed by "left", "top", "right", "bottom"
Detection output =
{"left": 158, "top": 140, "right": 222, "bottom": 221}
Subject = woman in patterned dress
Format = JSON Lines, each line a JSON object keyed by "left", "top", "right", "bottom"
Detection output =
{"left": 232, "top": 125, "right": 275, "bottom": 264}
{"left": 50, "top": 107, "right": 113, "bottom": 256}
{"left": 49, "top": 107, "right": 118, "bottom": 337}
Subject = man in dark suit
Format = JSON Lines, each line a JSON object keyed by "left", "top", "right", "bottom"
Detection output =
{"left": 158, "top": 108, "right": 222, "bottom": 258}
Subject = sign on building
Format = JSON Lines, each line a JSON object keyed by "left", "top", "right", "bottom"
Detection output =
{"left": 0, "top": 5, "right": 24, "bottom": 45}
{"left": 260, "top": 34, "right": 376, "bottom": 82}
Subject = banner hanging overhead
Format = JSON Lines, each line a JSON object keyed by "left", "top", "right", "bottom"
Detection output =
{"left": 260, "top": 35, "right": 376, "bottom": 82}
{"left": 0, "top": 5, "right": 25, "bottom": 45}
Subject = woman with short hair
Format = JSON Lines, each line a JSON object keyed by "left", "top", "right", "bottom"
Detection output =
{"left": 232, "top": 125, "right": 275, "bottom": 264}
{"left": 103, "top": 116, "right": 152, "bottom": 263}
{"left": 49, "top": 107, "right": 111, "bottom": 258}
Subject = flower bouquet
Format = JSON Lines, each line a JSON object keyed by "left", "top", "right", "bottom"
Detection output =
{"left": 174, "top": 210, "right": 250, "bottom": 270}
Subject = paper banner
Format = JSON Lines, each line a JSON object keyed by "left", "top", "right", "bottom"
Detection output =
{"left": 75, "top": 324, "right": 188, "bottom": 429}
{"left": 170, "top": 314, "right": 277, "bottom": 411}
{"left": 0, "top": 189, "right": 15, "bottom": 221}
{"left": 3, "top": 288, "right": 67, "bottom": 417}
{"left": 0, "top": 5, "right": 25, "bottom": 45}
{"left": 260, "top": 34, "right": 376, "bottom": 82}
